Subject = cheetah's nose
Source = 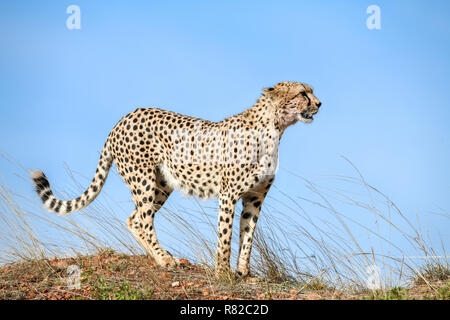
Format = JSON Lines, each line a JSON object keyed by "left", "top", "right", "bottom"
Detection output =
{"left": 316, "top": 102, "right": 322, "bottom": 108}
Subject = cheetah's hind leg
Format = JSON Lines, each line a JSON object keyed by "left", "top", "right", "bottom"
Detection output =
{"left": 125, "top": 167, "right": 180, "bottom": 268}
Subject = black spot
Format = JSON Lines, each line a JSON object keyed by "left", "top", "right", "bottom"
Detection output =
{"left": 242, "top": 212, "right": 251, "bottom": 219}
{"left": 66, "top": 201, "right": 72, "bottom": 213}
{"left": 54, "top": 200, "right": 63, "bottom": 213}
{"left": 41, "top": 190, "right": 52, "bottom": 202}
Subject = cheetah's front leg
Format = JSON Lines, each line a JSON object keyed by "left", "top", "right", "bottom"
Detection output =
{"left": 215, "top": 192, "right": 238, "bottom": 275}
{"left": 237, "top": 182, "right": 272, "bottom": 276}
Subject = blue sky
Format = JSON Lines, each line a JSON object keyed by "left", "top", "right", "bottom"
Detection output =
{"left": 0, "top": 1, "right": 449, "bottom": 265}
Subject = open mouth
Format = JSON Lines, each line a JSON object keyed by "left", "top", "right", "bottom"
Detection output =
{"left": 298, "top": 112, "right": 314, "bottom": 123}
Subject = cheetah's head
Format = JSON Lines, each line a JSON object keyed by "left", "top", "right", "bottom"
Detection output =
{"left": 263, "top": 81, "right": 322, "bottom": 129}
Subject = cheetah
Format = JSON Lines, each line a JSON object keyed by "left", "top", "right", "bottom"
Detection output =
{"left": 31, "top": 81, "right": 322, "bottom": 276}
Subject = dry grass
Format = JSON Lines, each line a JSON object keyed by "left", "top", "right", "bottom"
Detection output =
{"left": 0, "top": 151, "right": 448, "bottom": 299}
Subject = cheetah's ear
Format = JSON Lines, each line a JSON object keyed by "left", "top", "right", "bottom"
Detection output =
{"left": 262, "top": 87, "right": 275, "bottom": 94}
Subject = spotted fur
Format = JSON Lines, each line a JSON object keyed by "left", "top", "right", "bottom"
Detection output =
{"left": 31, "top": 81, "right": 321, "bottom": 276}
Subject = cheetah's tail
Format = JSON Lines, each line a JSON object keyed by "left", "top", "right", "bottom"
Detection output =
{"left": 30, "top": 140, "right": 113, "bottom": 216}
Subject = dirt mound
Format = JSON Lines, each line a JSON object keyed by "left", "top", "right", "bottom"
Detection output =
{"left": 1, "top": 252, "right": 448, "bottom": 300}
